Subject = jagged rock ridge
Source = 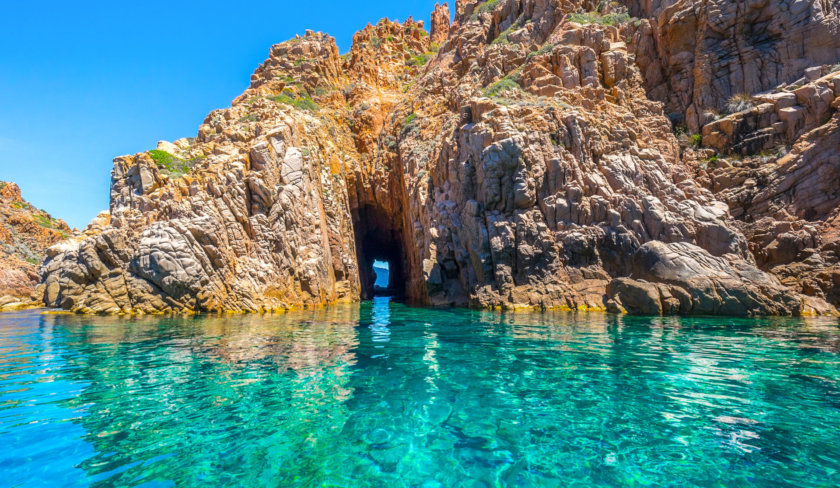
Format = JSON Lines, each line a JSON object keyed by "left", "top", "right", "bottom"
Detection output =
{"left": 0, "top": 181, "right": 73, "bottom": 309}
{"left": 39, "top": 0, "right": 840, "bottom": 315}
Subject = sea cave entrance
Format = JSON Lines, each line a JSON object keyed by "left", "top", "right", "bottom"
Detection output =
{"left": 353, "top": 205, "right": 406, "bottom": 300}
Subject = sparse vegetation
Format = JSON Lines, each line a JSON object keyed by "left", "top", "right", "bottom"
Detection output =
{"left": 408, "top": 52, "right": 433, "bottom": 66}
{"left": 483, "top": 75, "right": 521, "bottom": 98}
{"left": 470, "top": 0, "right": 502, "bottom": 21}
{"left": 477, "top": 0, "right": 502, "bottom": 14}
{"left": 527, "top": 43, "right": 555, "bottom": 60}
{"left": 568, "top": 11, "right": 632, "bottom": 26}
{"left": 268, "top": 90, "right": 320, "bottom": 112}
{"left": 690, "top": 134, "right": 702, "bottom": 148}
{"left": 313, "top": 85, "right": 333, "bottom": 97}
{"left": 491, "top": 35, "right": 511, "bottom": 46}
{"left": 725, "top": 93, "right": 755, "bottom": 114}
{"left": 0, "top": 182, "right": 6, "bottom": 191}
{"left": 492, "top": 16, "right": 526, "bottom": 45}
{"left": 831, "top": 63, "right": 840, "bottom": 73}
{"left": 239, "top": 114, "right": 257, "bottom": 123}
{"left": 34, "top": 214, "right": 58, "bottom": 229}
{"left": 402, "top": 112, "right": 418, "bottom": 134}
{"left": 148, "top": 150, "right": 205, "bottom": 178}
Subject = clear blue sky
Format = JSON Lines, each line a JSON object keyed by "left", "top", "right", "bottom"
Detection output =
{"left": 0, "top": 0, "right": 450, "bottom": 229}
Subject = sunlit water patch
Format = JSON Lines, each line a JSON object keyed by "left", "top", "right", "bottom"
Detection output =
{"left": 1, "top": 298, "right": 839, "bottom": 487}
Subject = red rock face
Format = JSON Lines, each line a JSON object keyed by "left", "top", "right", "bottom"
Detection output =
{"left": 626, "top": 0, "right": 840, "bottom": 133}
{"left": 430, "top": 2, "right": 451, "bottom": 44}
{"left": 0, "top": 182, "right": 73, "bottom": 305}
{"left": 35, "top": 0, "right": 840, "bottom": 316}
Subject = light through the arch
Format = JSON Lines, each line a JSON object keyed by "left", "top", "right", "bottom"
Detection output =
{"left": 373, "top": 260, "right": 390, "bottom": 289}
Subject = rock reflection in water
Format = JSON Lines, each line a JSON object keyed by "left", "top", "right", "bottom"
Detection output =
{"left": 1, "top": 305, "right": 839, "bottom": 487}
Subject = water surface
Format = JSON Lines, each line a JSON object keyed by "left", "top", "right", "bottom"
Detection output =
{"left": 1, "top": 298, "right": 839, "bottom": 487}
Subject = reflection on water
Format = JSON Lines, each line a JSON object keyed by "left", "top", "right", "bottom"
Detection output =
{"left": 1, "top": 302, "right": 839, "bottom": 487}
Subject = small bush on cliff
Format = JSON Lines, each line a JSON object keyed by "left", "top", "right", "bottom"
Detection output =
{"left": 149, "top": 150, "right": 203, "bottom": 178}
{"left": 408, "top": 52, "right": 433, "bottom": 66}
{"left": 492, "top": 16, "right": 526, "bottom": 45}
{"left": 477, "top": 0, "right": 502, "bottom": 15}
{"left": 268, "top": 90, "right": 320, "bottom": 112}
{"left": 34, "top": 214, "right": 57, "bottom": 229}
{"left": 690, "top": 134, "right": 702, "bottom": 148}
{"left": 527, "top": 43, "right": 555, "bottom": 60}
{"left": 470, "top": 0, "right": 502, "bottom": 20}
{"left": 384, "top": 135, "right": 398, "bottom": 150}
{"left": 483, "top": 76, "right": 521, "bottom": 98}
{"left": 725, "top": 93, "right": 755, "bottom": 114}
{"left": 402, "top": 112, "right": 418, "bottom": 134}
{"left": 568, "top": 11, "right": 631, "bottom": 26}
{"left": 831, "top": 63, "right": 840, "bottom": 73}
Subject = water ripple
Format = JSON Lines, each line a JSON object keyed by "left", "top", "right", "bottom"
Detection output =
{"left": 0, "top": 302, "right": 839, "bottom": 486}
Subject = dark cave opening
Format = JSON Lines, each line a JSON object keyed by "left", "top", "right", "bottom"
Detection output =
{"left": 353, "top": 205, "right": 406, "bottom": 300}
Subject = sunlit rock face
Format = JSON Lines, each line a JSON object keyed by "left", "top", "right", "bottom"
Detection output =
{"left": 0, "top": 181, "right": 75, "bottom": 310}
{"left": 39, "top": 0, "right": 840, "bottom": 315}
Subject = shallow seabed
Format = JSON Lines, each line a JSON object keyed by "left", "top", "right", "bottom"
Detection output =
{"left": 1, "top": 298, "right": 839, "bottom": 487}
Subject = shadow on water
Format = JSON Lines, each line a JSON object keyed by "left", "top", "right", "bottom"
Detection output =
{"left": 0, "top": 306, "right": 839, "bottom": 487}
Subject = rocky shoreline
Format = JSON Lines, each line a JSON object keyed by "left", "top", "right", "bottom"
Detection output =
{"left": 17, "top": 0, "right": 840, "bottom": 316}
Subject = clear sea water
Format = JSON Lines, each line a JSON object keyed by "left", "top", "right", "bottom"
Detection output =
{"left": 1, "top": 298, "right": 839, "bottom": 487}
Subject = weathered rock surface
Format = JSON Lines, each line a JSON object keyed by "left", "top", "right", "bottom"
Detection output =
{"left": 37, "top": 0, "right": 840, "bottom": 316}
{"left": 431, "top": 3, "right": 452, "bottom": 44}
{"left": 686, "top": 68, "right": 840, "bottom": 310}
{"left": 0, "top": 181, "right": 74, "bottom": 310}
{"left": 627, "top": 0, "right": 840, "bottom": 133}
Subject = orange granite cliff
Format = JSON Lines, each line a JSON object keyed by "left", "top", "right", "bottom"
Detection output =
{"left": 0, "top": 181, "right": 73, "bottom": 309}
{"left": 26, "top": 0, "right": 840, "bottom": 316}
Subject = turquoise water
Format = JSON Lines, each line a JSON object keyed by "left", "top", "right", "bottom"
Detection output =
{"left": 1, "top": 299, "right": 840, "bottom": 487}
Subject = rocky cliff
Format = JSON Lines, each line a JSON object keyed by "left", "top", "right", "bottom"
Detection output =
{"left": 0, "top": 182, "right": 73, "bottom": 309}
{"left": 38, "top": 0, "right": 840, "bottom": 316}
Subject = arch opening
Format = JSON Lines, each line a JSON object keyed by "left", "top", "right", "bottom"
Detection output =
{"left": 353, "top": 204, "right": 406, "bottom": 301}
